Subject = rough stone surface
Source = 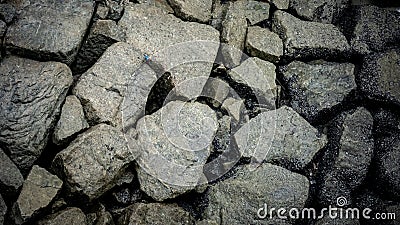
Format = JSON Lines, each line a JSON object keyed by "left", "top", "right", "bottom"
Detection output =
{"left": 234, "top": 106, "right": 327, "bottom": 170}
{"left": 272, "top": 10, "right": 350, "bottom": 60}
{"left": 211, "top": 115, "right": 232, "bottom": 154}
{"left": 246, "top": 26, "right": 283, "bottom": 63}
{"left": 13, "top": 165, "right": 63, "bottom": 225}
{"left": 290, "top": 0, "right": 350, "bottom": 24}
{"left": 6, "top": 0, "right": 94, "bottom": 65}
{"left": 168, "top": 0, "right": 212, "bottom": 23}
{"left": 0, "top": 3, "right": 15, "bottom": 24}
{"left": 269, "top": 0, "right": 289, "bottom": 9}
{"left": 0, "top": 149, "right": 24, "bottom": 196}
{"left": 201, "top": 78, "right": 230, "bottom": 107}
{"left": 52, "top": 95, "right": 89, "bottom": 145}
{"left": 210, "top": 1, "right": 228, "bottom": 31}
{"left": 135, "top": 101, "right": 217, "bottom": 201}
{"left": 235, "top": 0, "right": 270, "bottom": 25}
{"left": 36, "top": 207, "right": 87, "bottom": 225}
{"left": 0, "top": 20, "right": 5, "bottom": 39}
{"left": 0, "top": 56, "right": 73, "bottom": 172}
{"left": 204, "top": 163, "right": 310, "bottom": 224}
{"left": 280, "top": 60, "right": 356, "bottom": 122}
{"left": 358, "top": 49, "right": 400, "bottom": 106}
{"left": 222, "top": 97, "right": 245, "bottom": 123}
{"left": 52, "top": 124, "right": 136, "bottom": 200}
{"left": 315, "top": 216, "right": 360, "bottom": 225}
{"left": 136, "top": 0, "right": 174, "bottom": 13}
{"left": 0, "top": 194, "right": 6, "bottom": 225}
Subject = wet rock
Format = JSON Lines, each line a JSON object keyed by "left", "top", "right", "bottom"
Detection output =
{"left": 269, "top": 0, "right": 289, "bottom": 9}
{"left": 0, "top": 3, "right": 15, "bottom": 24}
{"left": 168, "top": 0, "right": 212, "bottom": 23}
{"left": 5, "top": 0, "right": 94, "bottom": 65}
{"left": 0, "top": 194, "right": 6, "bottom": 225}
{"left": 358, "top": 49, "right": 400, "bottom": 106}
{"left": 272, "top": 10, "right": 350, "bottom": 60}
{"left": 234, "top": 106, "right": 327, "bottom": 170}
{"left": 222, "top": 97, "right": 245, "bottom": 123}
{"left": 117, "top": 203, "right": 195, "bottom": 225}
{"left": 52, "top": 124, "right": 136, "bottom": 201}
{"left": 290, "top": 0, "right": 350, "bottom": 24}
{"left": 53, "top": 95, "right": 89, "bottom": 145}
{"left": 204, "top": 163, "right": 309, "bottom": 224}
{"left": 135, "top": 101, "right": 217, "bottom": 201}
{"left": 36, "top": 207, "right": 86, "bottom": 225}
{"left": 280, "top": 60, "right": 356, "bottom": 122}
{"left": 73, "top": 19, "right": 126, "bottom": 74}
{"left": 246, "top": 26, "right": 283, "bottom": 63}
{"left": 0, "top": 56, "right": 73, "bottom": 172}
{"left": 201, "top": 78, "right": 230, "bottom": 107}
{"left": 0, "top": 149, "right": 23, "bottom": 196}
{"left": 13, "top": 165, "right": 63, "bottom": 225}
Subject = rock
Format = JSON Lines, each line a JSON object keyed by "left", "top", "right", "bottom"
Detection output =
{"left": 0, "top": 3, "right": 15, "bottom": 24}
{"left": 201, "top": 78, "right": 230, "bottom": 107}
{"left": 290, "top": 0, "right": 350, "bottom": 24}
{"left": 372, "top": 108, "right": 400, "bottom": 137}
{"left": 0, "top": 20, "right": 5, "bottom": 38}
{"left": 136, "top": 0, "right": 174, "bottom": 13}
{"left": 53, "top": 95, "right": 89, "bottom": 145}
{"left": 5, "top": 0, "right": 94, "bottom": 65}
{"left": 269, "top": 0, "right": 289, "bottom": 9}
{"left": 0, "top": 149, "right": 23, "bottom": 197}
{"left": 272, "top": 10, "right": 350, "bottom": 60}
{"left": 36, "top": 207, "right": 86, "bottom": 225}
{"left": 119, "top": 4, "right": 219, "bottom": 99}
{"left": 280, "top": 60, "right": 356, "bottom": 122}
{"left": 117, "top": 203, "right": 194, "bottom": 225}
{"left": 73, "top": 42, "right": 157, "bottom": 128}
{"left": 235, "top": 0, "right": 270, "bottom": 25}
{"left": 168, "top": 0, "right": 212, "bottom": 23}
{"left": 73, "top": 19, "right": 126, "bottom": 74}
{"left": 358, "top": 49, "right": 400, "bottom": 106}
{"left": 234, "top": 106, "right": 327, "bottom": 170}
{"left": 86, "top": 204, "right": 114, "bottom": 225}
{"left": 13, "top": 165, "right": 63, "bottom": 225}
{"left": 0, "top": 56, "right": 73, "bottom": 172}
{"left": 96, "top": 5, "right": 109, "bottom": 19}
{"left": 246, "top": 26, "right": 283, "bottom": 63}
{"left": 212, "top": 115, "right": 232, "bottom": 154}
{"left": 204, "top": 163, "right": 309, "bottom": 224}
{"left": 228, "top": 57, "right": 278, "bottom": 109}
{"left": 315, "top": 216, "right": 360, "bottom": 225}
{"left": 135, "top": 101, "right": 217, "bottom": 201}
{"left": 0, "top": 194, "right": 6, "bottom": 225}
{"left": 222, "top": 97, "right": 245, "bottom": 123}
{"left": 210, "top": 1, "right": 228, "bottom": 31}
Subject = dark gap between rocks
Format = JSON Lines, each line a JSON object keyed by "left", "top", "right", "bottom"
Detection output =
{"left": 145, "top": 71, "right": 175, "bottom": 115}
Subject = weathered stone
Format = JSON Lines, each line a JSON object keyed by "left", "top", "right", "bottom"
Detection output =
{"left": 372, "top": 108, "right": 400, "bottom": 137}
{"left": 0, "top": 56, "right": 73, "bottom": 172}
{"left": 234, "top": 106, "right": 327, "bottom": 170}
{"left": 290, "top": 0, "right": 350, "bottom": 24}
{"left": 168, "top": 0, "right": 212, "bottom": 23}
{"left": 222, "top": 97, "right": 245, "bottom": 123}
{"left": 272, "top": 10, "right": 350, "bottom": 60}
{"left": 201, "top": 78, "right": 230, "bottom": 107}
{"left": 135, "top": 101, "right": 217, "bottom": 201}
{"left": 0, "top": 20, "right": 5, "bottom": 39}
{"left": 86, "top": 204, "right": 114, "bottom": 225}
{"left": 52, "top": 124, "right": 136, "bottom": 200}
{"left": 96, "top": 5, "right": 109, "bottom": 19}
{"left": 0, "top": 194, "right": 6, "bottom": 225}
{"left": 5, "top": 0, "right": 94, "bottom": 65}
{"left": 280, "top": 60, "right": 356, "bottom": 122}
{"left": 0, "top": 3, "right": 15, "bottom": 24}
{"left": 0, "top": 149, "right": 23, "bottom": 196}
{"left": 210, "top": 1, "right": 229, "bottom": 31}
{"left": 117, "top": 203, "right": 194, "bottom": 225}
{"left": 36, "top": 207, "right": 86, "bottom": 225}
{"left": 358, "top": 49, "right": 400, "bottom": 106}
{"left": 136, "top": 0, "right": 174, "bottom": 13}
{"left": 73, "top": 19, "right": 126, "bottom": 74}
{"left": 53, "top": 95, "right": 89, "bottom": 145}
{"left": 212, "top": 115, "right": 232, "bottom": 154}
{"left": 269, "top": 0, "right": 289, "bottom": 9}
{"left": 204, "top": 163, "right": 309, "bottom": 224}
{"left": 13, "top": 165, "right": 62, "bottom": 225}
{"left": 103, "top": 0, "right": 127, "bottom": 21}
{"left": 235, "top": 0, "right": 270, "bottom": 25}
{"left": 246, "top": 26, "right": 283, "bottom": 63}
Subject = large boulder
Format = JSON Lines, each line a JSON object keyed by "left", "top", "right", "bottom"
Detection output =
{"left": 0, "top": 56, "right": 73, "bottom": 172}
{"left": 290, "top": 0, "right": 350, "bottom": 24}
{"left": 0, "top": 149, "right": 23, "bottom": 197}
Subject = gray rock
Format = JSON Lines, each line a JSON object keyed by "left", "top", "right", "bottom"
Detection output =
{"left": 290, "top": 0, "right": 350, "bottom": 24}
{"left": 0, "top": 194, "right": 6, "bottom": 225}
{"left": 212, "top": 115, "right": 232, "bottom": 154}
{"left": 0, "top": 3, "right": 15, "bottom": 24}
{"left": 86, "top": 204, "right": 114, "bottom": 225}
{"left": 358, "top": 49, "right": 400, "bottom": 106}
{"left": 201, "top": 78, "right": 230, "bottom": 108}
{"left": 53, "top": 95, "right": 89, "bottom": 145}
{"left": 36, "top": 207, "right": 87, "bottom": 225}
{"left": 0, "top": 20, "right": 5, "bottom": 38}
{"left": 135, "top": 101, "right": 217, "bottom": 201}
{"left": 168, "top": 0, "right": 212, "bottom": 23}
{"left": 5, "top": 0, "right": 94, "bottom": 65}
{"left": 13, "top": 165, "right": 63, "bottom": 225}
{"left": 96, "top": 5, "right": 109, "bottom": 19}
{"left": 136, "top": 0, "right": 174, "bottom": 13}
{"left": 272, "top": 10, "right": 350, "bottom": 60}
{"left": 52, "top": 124, "right": 136, "bottom": 200}
{"left": 0, "top": 56, "right": 73, "bottom": 172}
{"left": 315, "top": 216, "right": 360, "bottom": 225}
{"left": 246, "top": 26, "right": 283, "bottom": 63}
{"left": 235, "top": 0, "right": 270, "bottom": 25}
{"left": 210, "top": 1, "right": 229, "bottom": 31}
{"left": 0, "top": 149, "right": 23, "bottom": 196}
{"left": 280, "top": 60, "right": 356, "bottom": 122}
{"left": 222, "top": 97, "right": 245, "bottom": 123}
{"left": 269, "top": 0, "right": 289, "bottom": 9}
{"left": 73, "top": 19, "right": 126, "bottom": 74}
{"left": 234, "top": 106, "right": 327, "bottom": 170}
{"left": 117, "top": 203, "right": 194, "bottom": 225}
{"left": 204, "top": 163, "right": 309, "bottom": 224}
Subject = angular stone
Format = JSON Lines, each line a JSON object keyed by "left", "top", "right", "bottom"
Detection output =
{"left": 212, "top": 115, "right": 232, "bottom": 154}
{"left": 0, "top": 149, "right": 23, "bottom": 196}
{"left": 86, "top": 204, "right": 114, "bottom": 225}
{"left": 168, "top": 0, "right": 212, "bottom": 23}
{"left": 135, "top": 101, "right": 217, "bottom": 201}
{"left": 52, "top": 124, "right": 136, "bottom": 200}
{"left": 246, "top": 26, "right": 283, "bottom": 63}
{"left": 36, "top": 207, "right": 86, "bottom": 225}
{"left": 235, "top": 0, "right": 270, "bottom": 25}
{"left": 0, "top": 3, "right": 15, "bottom": 24}
{"left": 201, "top": 78, "right": 230, "bottom": 108}
{"left": 0, "top": 20, "right": 5, "bottom": 38}
{"left": 358, "top": 49, "right": 400, "bottom": 106}
{"left": 269, "top": 0, "right": 289, "bottom": 9}
{"left": 272, "top": 10, "right": 350, "bottom": 60}
{"left": 13, "top": 165, "right": 63, "bottom": 225}
{"left": 53, "top": 95, "right": 89, "bottom": 145}
{"left": 234, "top": 106, "right": 327, "bottom": 170}
{"left": 204, "top": 163, "right": 309, "bottom": 224}
{"left": 290, "top": 0, "right": 350, "bottom": 24}
{"left": 280, "top": 60, "right": 356, "bottom": 122}
{"left": 0, "top": 56, "right": 73, "bottom": 172}
{"left": 136, "top": 0, "right": 174, "bottom": 13}
{"left": 5, "top": 0, "right": 94, "bottom": 65}
{"left": 222, "top": 97, "right": 245, "bottom": 123}
{"left": 210, "top": 1, "right": 229, "bottom": 31}
{"left": 0, "top": 194, "right": 6, "bottom": 225}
